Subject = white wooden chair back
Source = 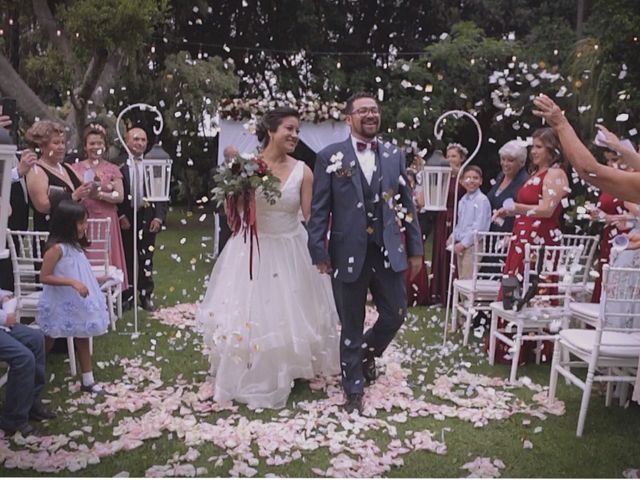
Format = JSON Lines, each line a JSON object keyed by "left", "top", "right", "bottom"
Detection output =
{"left": 7, "top": 230, "right": 49, "bottom": 320}
{"left": 523, "top": 243, "right": 584, "bottom": 306}
{"left": 549, "top": 265, "right": 640, "bottom": 436}
{"left": 85, "top": 217, "right": 111, "bottom": 275}
{"left": 598, "top": 265, "right": 640, "bottom": 336}
{"left": 471, "top": 230, "right": 512, "bottom": 282}
{"left": 559, "top": 233, "right": 599, "bottom": 287}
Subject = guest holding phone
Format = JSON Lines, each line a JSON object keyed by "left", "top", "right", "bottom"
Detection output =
{"left": 25, "top": 121, "right": 93, "bottom": 231}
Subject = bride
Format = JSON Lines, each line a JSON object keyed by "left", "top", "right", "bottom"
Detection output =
{"left": 196, "top": 107, "right": 340, "bottom": 409}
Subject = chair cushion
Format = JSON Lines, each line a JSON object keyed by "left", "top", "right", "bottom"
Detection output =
{"left": 19, "top": 292, "right": 40, "bottom": 307}
{"left": 559, "top": 329, "right": 640, "bottom": 358}
{"left": 569, "top": 302, "right": 599, "bottom": 319}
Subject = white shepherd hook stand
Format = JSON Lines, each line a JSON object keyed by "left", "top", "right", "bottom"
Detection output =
{"left": 435, "top": 110, "right": 483, "bottom": 345}
{"left": 116, "top": 103, "right": 166, "bottom": 335}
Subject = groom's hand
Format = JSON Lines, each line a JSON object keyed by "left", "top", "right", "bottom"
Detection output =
{"left": 316, "top": 261, "right": 333, "bottom": 274}
{"left": 408, "top": 255, "right": 422, "bottom": 280}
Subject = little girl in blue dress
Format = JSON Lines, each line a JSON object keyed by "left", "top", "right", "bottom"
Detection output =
{"left": 38, "top": 200, "right": 110, "bottom": 394}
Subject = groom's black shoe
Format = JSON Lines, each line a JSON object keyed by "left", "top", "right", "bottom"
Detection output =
{"left": 362, "top": 356, "right": 377, "bottom": 384}
{"left": 344, "top": 393, "right": 363, "bottom": 414}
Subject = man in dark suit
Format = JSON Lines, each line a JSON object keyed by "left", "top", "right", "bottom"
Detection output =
{"left": 307, "top": 92, "right": 423, "bottom": 414}
{"left": 117, "top": 127, "right": 168, "bottom": 311}
{"left": 0, "top": 115, "right": 36, "bottom": 291}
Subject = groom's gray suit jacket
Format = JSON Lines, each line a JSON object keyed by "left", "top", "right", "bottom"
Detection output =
{"left": 308, "top": 138, "right": 423, "bottom": 283}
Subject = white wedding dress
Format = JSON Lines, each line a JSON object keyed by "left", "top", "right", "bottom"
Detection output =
{"left": 196, "top": 160, "right": 340, "bottom": 408}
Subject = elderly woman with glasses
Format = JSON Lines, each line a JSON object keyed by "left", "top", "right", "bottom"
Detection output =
{"left": 486, "top": 140, "right": 529, "bottom": 233}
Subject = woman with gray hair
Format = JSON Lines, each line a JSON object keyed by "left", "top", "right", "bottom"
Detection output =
{"left": 486, "top": 139, "right": 529, "bottom": 233}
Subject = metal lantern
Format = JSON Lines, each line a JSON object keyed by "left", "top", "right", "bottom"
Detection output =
{"left": 0, "top": 127, "right": 16, "bottom": 259}
{"left": 142, "top": 144, "right": 173, "bottom": 202}
{"left": 421, "top": 149, "right": 451, "bottom": 211}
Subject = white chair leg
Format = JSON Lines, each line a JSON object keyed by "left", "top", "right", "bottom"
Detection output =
{"left": 116, "top": 288, "right": 123, "bottom": 319}
{"left": 488, "top": 309, "right": 498, "bottom": 366}
{"left": 462, "top": 308, "right": 472, "bottom": 346}
{"left": 548, "top": 338, "right": 561, "bottom": 400}
{"left": 509, "top": 326, "right": 522, "bottom": 384}
{"left": 89, "top": 336, "right": 93, "bottom": 356}
{"left": 561, "top": 341, "right": 571, "bottom": 386}
{"left": 450, "top": 285, "right": 459, "bottom": 333}
{"left": 605, "top": 376, "right": 614, "bottom": 408}
{"left": 535, "top": 339, "right": 543, "bottom": 365}
{"left": 106, "top": 291, "right": 116, "bottom": 331}
{"left": 576, "top": 368, "right": 595, "bottom": 437}
{"left": 67, "top": 337, "right": 77, "bottom": 376}
{"left": 619, "top": 382, "right": 629, "bottom": 407}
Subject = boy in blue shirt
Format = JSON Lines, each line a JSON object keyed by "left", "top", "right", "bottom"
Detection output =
{"left": 449, "top": 165, "right": 492, "bottom": 279}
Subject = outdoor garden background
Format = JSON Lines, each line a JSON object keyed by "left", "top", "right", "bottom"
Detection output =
{"left": 1, "top": 0, "right": 640, "bottom": 477}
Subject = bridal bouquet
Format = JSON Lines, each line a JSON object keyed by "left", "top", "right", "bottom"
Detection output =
{"left": 211, "top": 154, "right": 281, "bottom": 278}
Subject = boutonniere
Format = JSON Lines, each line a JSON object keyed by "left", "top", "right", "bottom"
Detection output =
{"left": 326, "top": 151, "right": 354, "bottom": 178}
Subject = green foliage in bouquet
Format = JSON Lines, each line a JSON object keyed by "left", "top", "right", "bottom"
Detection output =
{"left": 211, "top": 155, "right": 282, "bottom": 208}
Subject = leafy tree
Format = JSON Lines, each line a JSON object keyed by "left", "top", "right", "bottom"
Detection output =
{"left": 0, "top": 0, "right": 168, "bottom": 145}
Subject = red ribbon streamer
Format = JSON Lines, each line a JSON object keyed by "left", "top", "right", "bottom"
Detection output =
{"left": 224, "top": 191, "right": 260, "bottom": 280}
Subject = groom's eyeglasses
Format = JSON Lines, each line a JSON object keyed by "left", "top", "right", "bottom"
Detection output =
{"left": 351, "top": 107, "right": 380, "bottom": 116}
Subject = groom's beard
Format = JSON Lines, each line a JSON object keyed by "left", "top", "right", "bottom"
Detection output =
{"left": 353, "top": 119, "right": 380, "bottom": 140}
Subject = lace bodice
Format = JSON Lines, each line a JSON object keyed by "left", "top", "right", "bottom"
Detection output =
{"left": 255, "top": 161, "right": 304, "bottom": 236}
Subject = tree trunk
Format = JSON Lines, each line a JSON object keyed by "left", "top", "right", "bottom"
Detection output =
{"left": 0, "top": 52, "right": 62, "bottom": 124}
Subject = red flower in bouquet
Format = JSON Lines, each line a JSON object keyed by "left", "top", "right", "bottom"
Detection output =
{"left": 255, "top": 158, "right": 268, "bottom": 176}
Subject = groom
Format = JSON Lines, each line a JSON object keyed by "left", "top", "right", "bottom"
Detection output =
{"left": 308, "top": 92, "right": 423, "bottom": 413}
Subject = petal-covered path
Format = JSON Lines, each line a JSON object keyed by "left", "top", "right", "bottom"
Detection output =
{"left": 0, "top": 304, "right": 585, "bottom": 477}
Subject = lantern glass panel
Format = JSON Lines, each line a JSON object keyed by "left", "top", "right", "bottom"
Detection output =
{"left": 142, "top": 160, "right": 172, "bottom": 202}
{"left": 421, "top": 166, "right": 452, "bottom": 211}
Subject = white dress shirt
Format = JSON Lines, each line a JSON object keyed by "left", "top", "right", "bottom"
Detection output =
{"left": 128, "top": 158, "right": 145, "bottom": 208}
{"left": 11, "top": 166, "right": 28, "bottom": 203}
{"left": 351, "top": 136, "right": 376, "bottom": 185}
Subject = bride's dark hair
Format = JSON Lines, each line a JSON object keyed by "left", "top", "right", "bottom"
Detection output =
{"left": 256, "top": 107, "right": 299, "bottom": 148}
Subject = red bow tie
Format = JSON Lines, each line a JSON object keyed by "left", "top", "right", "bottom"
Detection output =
{"left": 356, "top": 141, "right": 378, "bottom": 152}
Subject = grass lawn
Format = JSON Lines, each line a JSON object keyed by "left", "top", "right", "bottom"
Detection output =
{"left": 1, "top": 207, "right": 639, "bottom": 477}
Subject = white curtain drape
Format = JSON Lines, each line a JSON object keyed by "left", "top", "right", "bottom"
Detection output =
{"left": 216, "top": 118, "right": 260, "bottom": 165}
{"left": 298, "top": 121, "right": 349, "bottom": 153}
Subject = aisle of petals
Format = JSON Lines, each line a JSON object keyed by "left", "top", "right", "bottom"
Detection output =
{"left": 0, "top": 304, "right": 566, "bottom": 477}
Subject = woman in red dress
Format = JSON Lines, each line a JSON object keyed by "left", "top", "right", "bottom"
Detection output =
{"left": 427, "top": 143, "right": 466, "bottom": 305}
{"left": 491, "top": 127, "right": 570, "bottom": 362}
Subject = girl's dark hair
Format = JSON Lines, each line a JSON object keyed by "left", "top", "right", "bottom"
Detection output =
{"left": 530, "top": 127, "right": 566, "bottom": 173}
{"left": 45, "top": 200, "right": 89, "bottom": 251}
{"left": 255, "top": 107, "right": 299, "bottom": 148}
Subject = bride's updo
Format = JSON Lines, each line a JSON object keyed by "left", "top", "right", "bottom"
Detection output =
{"left": 256, "top": 106, "right": 299, "bottom": 148}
